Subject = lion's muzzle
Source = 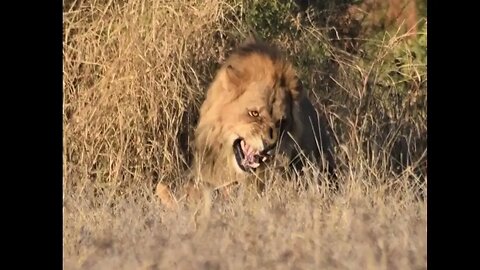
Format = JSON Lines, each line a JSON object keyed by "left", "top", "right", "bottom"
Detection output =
{"left": 233, "top": 138, "right": 270, "bottom": 172}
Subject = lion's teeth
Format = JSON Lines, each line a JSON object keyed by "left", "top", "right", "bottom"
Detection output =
{"left": 262, "top": 157, "right": 267, "bottom": 162}
{"left": 251, "top": 162, "right": 260, "bottom": 168}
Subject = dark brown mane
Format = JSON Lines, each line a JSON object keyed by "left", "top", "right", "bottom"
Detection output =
{"left": 230, "top": 40, "right": 282, "bottom": 63}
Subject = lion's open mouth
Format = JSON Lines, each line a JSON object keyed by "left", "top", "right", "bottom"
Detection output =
{"left": 233, "top": 138, "right": 269, "bottom": 172}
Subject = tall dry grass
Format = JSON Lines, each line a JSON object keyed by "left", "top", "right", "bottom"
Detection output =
{"left": 63, "top": 0, "right": 426, "bottom": 269}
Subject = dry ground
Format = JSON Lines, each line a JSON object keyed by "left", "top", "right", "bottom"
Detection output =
{"left": 64, "top": 173, "right": 425, "bottom": 269}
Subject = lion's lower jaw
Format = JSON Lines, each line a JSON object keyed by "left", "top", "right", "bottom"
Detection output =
{"left": 232, "top": 155, "right": 248, "bottom": 174}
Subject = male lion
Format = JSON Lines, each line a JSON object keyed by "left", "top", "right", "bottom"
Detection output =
{"left": 156, "top": 39, "right": 336, "bottom": 207}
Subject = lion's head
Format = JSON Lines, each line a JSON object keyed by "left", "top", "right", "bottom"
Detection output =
{"left": 192, "top": 40, "right": 303, "bottom": 186}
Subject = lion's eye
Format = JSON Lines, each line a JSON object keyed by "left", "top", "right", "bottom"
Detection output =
{"left": 249, "top": 110, "right": 260, "bottom": 117}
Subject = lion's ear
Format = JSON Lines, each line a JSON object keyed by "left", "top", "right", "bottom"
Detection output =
{"left": 226, "top": 64, "right": 246, "bottom": 86}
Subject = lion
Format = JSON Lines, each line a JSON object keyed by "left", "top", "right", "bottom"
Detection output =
{"left": 156, "top": 39, "right": 336, "bottom": 208}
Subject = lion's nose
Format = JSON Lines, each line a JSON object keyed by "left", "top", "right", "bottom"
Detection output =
{"left": 262, "top": 126, "right": 277, "bottom": 154}
{"left": 268, "top": 127, "right": 274, "bottom": 140}
{"left": 266, "top": 126, "right": 277, "bottom": 142}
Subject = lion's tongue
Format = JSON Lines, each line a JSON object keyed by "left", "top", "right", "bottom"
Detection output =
{"left": 242, "top": 156, "right": 260, "bottom": 168}
{"left": 240, "top": 140, "right": 260, "bottom": 168}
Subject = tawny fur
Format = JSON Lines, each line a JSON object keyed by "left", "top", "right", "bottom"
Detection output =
{"left": 156, "top": 39, "right": 336, "bottom": 207}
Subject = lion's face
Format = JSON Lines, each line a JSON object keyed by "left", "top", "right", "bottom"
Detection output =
{"left": 219, "top": 79, "right": 291, "bottom": 173}
{"left": 194, "top": 46, "right": 301, "bottom": 181}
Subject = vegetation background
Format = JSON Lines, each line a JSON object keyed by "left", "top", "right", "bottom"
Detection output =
{"left": 63, "top": 0, "right": 427, "bottom": 269}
